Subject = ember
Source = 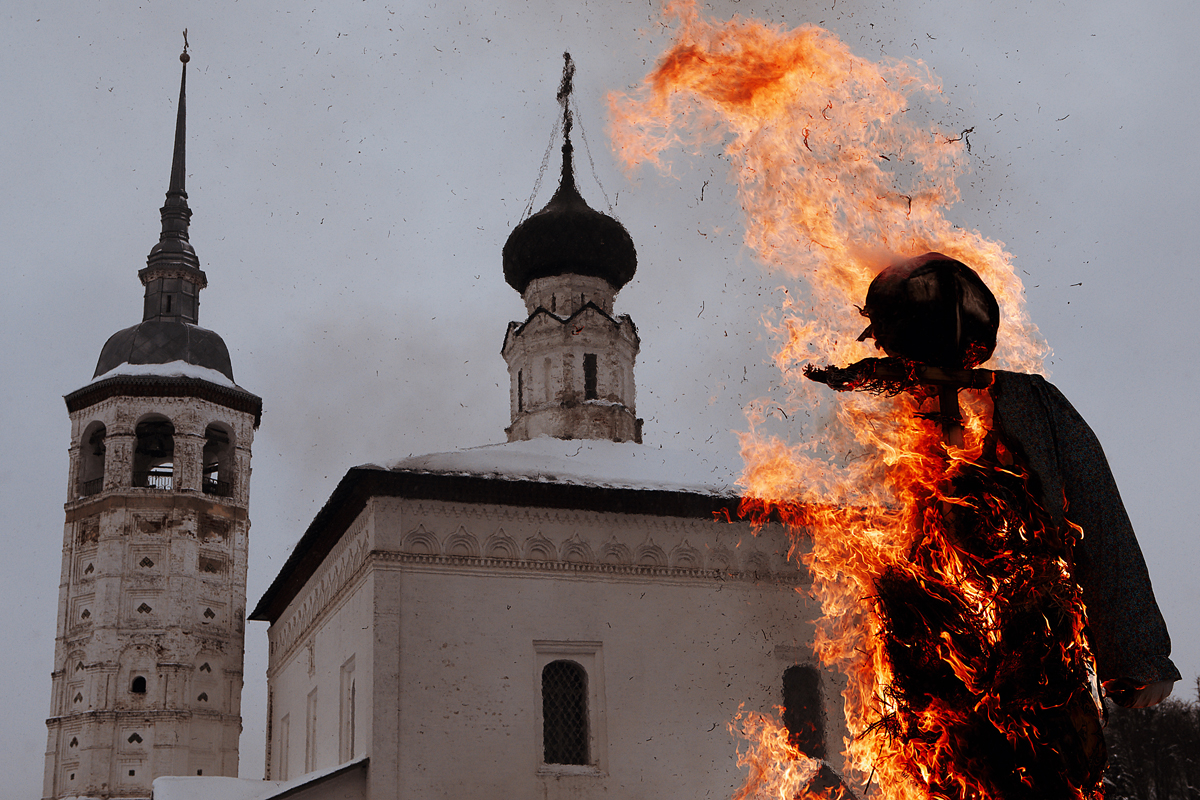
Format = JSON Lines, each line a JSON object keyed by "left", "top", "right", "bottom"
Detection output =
{"left": 611, "top": 3, "right": 1177, "bottom": 800}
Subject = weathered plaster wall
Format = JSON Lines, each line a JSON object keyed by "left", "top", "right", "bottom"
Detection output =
{"left": 265, "top": 511, "right": 375, "bottom": 783}
{"left": 503, "top": 273, "right": 641, "bottom": 443}
{"left": 44, "top": 393, "right": 254, "bottom": 800}
{"left": 521, "top": 274, "right": 616, "bottom": 317}
{"left": 382, "top": 499, "right": 828, "bottom": 800}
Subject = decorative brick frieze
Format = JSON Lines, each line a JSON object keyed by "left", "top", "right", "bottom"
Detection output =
{"left": 266, "top": 514, "right": 372, "bottom": 666}
{"left": 265, "top": 497, "right": 809, "bottom": 670}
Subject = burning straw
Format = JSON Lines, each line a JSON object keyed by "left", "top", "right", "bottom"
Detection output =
{"left": 608, "top": 4, "right": 1104, "bottom": 800}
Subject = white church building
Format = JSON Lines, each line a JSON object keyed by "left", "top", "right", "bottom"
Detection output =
{"left": 45, "top": 52, "right": 841, "bottom": 800}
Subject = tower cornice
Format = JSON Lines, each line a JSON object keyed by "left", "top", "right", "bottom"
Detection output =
{"left": 65, "top": 374, "right": 263, "bottom": 428}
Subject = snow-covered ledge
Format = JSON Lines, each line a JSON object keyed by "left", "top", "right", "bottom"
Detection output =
{"left": 388, "top": 436, "right": 741, "bottom": 497}
{"left": 89, "top": 359, "right": 239, "bottom": 389}
{"left": 152, "top": 756, "right": 368, "bottom": 800}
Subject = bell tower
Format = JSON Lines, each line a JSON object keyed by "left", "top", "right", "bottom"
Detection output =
{"left": 43, "top": 45, "right": 262, "bottom": 800}
{"left": 501, "top": 54, "right": 641, "bottom": 443}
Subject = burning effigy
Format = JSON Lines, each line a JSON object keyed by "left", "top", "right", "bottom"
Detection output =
{"left": 610, "top": 4, "right": 1179, "bottom": 799}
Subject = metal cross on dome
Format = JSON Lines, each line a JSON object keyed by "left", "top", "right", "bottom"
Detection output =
{"left": 521, "top": 51, "right": 614, "bottom": 221}
{"left": 558, "top": 51, "right": 576, "bottom": 145}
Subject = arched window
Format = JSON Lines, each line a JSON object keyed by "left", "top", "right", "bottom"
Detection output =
{"left": 542, "top": 660, "right": 589, "bottom": 765}
{"left": 782, "top": 665, "right": 825, "bottom": 758}
{"left": 130, "top": 675, "right": 147, "bottom": 694}
{"left": 77, "top": 422, "right": 107, "bottom": 496}
{"left": 202, "top": 424, "right": 234, "bottom": 497}
{"left": 133, "top": 417, "right": 174, "bottom": 490}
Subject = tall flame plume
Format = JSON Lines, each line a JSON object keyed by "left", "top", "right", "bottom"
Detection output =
{"left": 610, "top": 4, "right": 1101, "bottom": 800}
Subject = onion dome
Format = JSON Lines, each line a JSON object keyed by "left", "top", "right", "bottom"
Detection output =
{"left": 857, "top": 252, "right": 1000, "bottom": 369}
{"left": 94, "top": 321, "right": 234, "bottom": 380}
{"left": 93, "top": 47, "right": 236, "bottom": 383}
{"left": 502, "top": 54, "right": 636, "bottom": 295}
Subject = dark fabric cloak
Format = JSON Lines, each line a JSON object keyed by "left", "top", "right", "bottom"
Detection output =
{"left": 989, "top": 371, "right": 1180, "bottom": 685}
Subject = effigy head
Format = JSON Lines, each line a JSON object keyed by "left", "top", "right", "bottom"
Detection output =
{"left": 857, "top": 252, "right": 1000, "bottom": 369}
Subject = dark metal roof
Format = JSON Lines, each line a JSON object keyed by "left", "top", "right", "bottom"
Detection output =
{"left": 71, "top": 49, "right": 260, "bottom": 432}
{"left": 142, "top": 50, "right": 205, "bottom": 286}
{"left": 93, "top": 320, "right": 235, "bottom": 382}
{"left": 502, "top": 163, "right": 637, "bottom": 294}
{"left": 502, "top": 53, "right": 637, "bottom": 295}
{"left": 90, "top": 51, "right": 240, "bottom": 386}
{"left": 249, "top": 465, "right": 746, "bottom": 624}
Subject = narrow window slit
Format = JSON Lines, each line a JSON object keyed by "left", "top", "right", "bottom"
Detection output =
{"left": 782, "top": 665, "right": 825, "bottom": 758}
{"left": 584, "top": 353, "right": 598, "bottom": 400}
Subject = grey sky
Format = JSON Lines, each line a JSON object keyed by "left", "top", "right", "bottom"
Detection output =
{"left": 2, "top": 1, "right": 1196, "bottom": 794}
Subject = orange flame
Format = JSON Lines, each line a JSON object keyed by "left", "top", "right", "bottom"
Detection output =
{"left": 611, "top": 4, "right": 1100, "bottom": 800}
{"left": 729, "top": 706, "right": 849, "bottom": 800}
{"left": 611, "top": 1, "right": 1042, "bottom": 376}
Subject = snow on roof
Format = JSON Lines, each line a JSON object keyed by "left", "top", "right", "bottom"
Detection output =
{"left": 152, "top": 757, "right": 367, "bottom": 800}
{"left": 151, "top": 776, "right": 288, "bottom": 800}
{"left": 385, "top": 436, "right": 743, "bottom": 497}
{"left": 89, "top": 359, "right": 239, "bottom": 390}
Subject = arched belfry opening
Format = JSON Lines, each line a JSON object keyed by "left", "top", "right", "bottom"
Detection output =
{"left": 202, "top": 423, "right": 234, "bottom": 497}
{"left": 77, "top": 422, "right": 106, "bottom": 497}
{"left": 133, "top": 416, "right": 175, "bottom": 490}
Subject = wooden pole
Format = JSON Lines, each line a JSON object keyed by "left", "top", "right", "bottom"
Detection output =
{"left": 938, "top": 385, "right": 964, "bottom": 448}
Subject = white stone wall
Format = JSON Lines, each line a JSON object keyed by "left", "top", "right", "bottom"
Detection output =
{"left": 264, "top": 513, "right": 375, "bottom": 782}
{"left": 264, "top": 493, "right": 843, "bottom": 799}
{"left": 503, "top": 277, "right": 641, "bottom": 443}
{"left": 44, "top": 390, "right": 255, "bottom": 800}
{"left": 521, "top": 274, "right": 616, "bottom": 317}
